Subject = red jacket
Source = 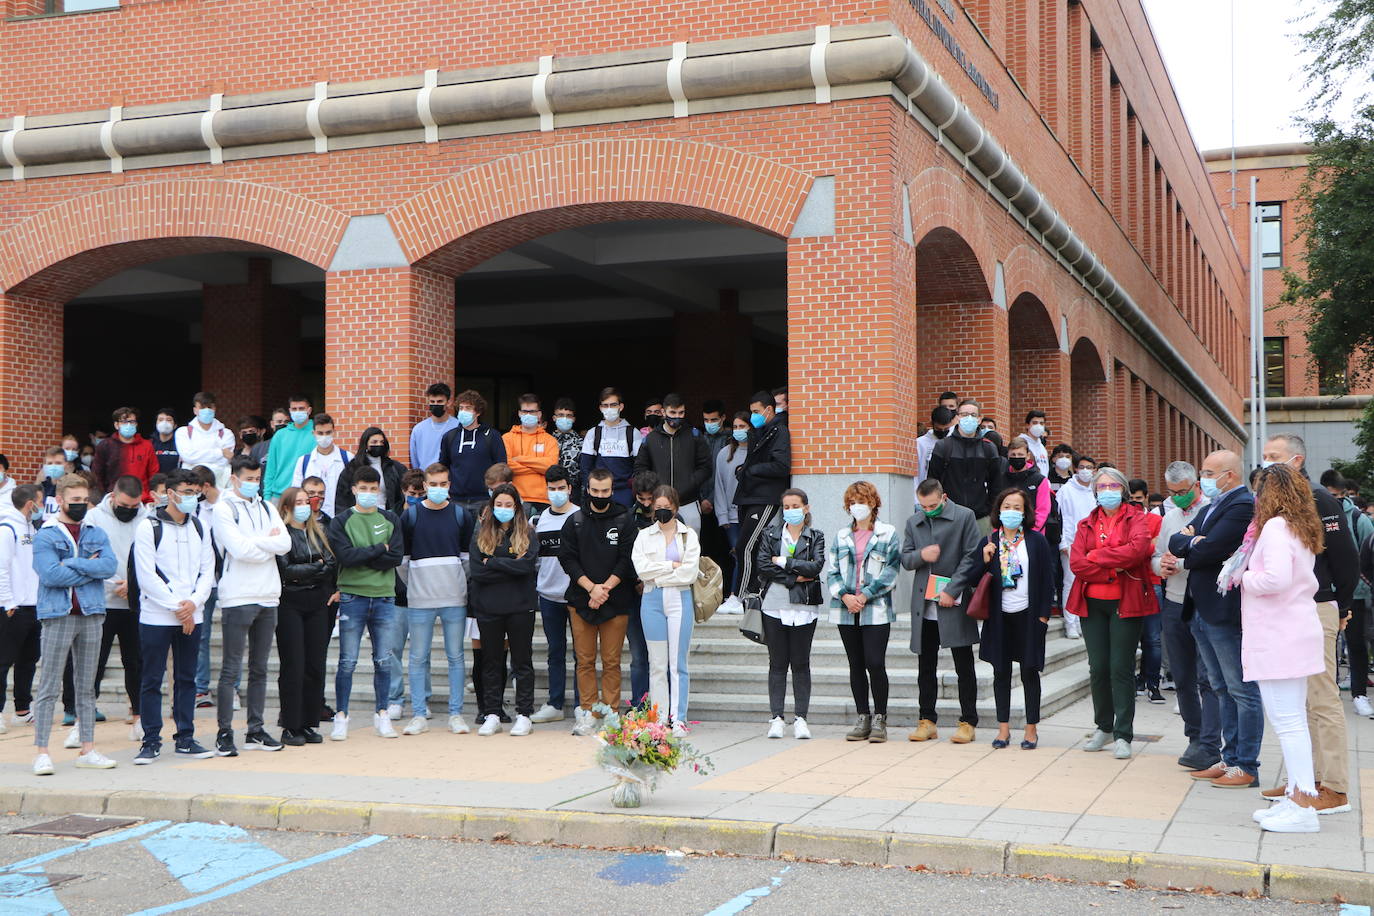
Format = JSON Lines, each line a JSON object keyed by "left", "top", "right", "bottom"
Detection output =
{"left": 1066, "top": 502, "right": 1159, "bottom": 618}
{"left": 91, "top": 434, "right": 160, "bottom": 500}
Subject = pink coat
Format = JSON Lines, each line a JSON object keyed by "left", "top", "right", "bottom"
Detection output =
{"left": 1240, "top": 517, "right": 1324, "bottom": 682}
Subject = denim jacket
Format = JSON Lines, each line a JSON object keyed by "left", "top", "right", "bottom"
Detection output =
{"left": 33, "top": 516, "right": 118, "bottom": 620}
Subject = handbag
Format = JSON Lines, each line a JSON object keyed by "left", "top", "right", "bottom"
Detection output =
{"left": 740, "top": 603, "right": 767, "bottom": 644}
{"left": 966, "top": 573, "right": 993, "bottom": 621}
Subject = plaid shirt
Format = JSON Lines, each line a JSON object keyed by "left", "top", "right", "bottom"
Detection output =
{"left": 827, "top": 520, "right": 902, "bottom": 626}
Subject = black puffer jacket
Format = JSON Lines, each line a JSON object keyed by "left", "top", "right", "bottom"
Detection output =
{"left": 734, "top": 416, "right": 791, "bottom": 507}
{"left": 755, "top": 521, "right": 826, "bottom": 606}
{"left": 468, "top": 524, "right": 538, "bottom": 618}
{"left": 277, "top": 525, "right": 338, "bottom": 592}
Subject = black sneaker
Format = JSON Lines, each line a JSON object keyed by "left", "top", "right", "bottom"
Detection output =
{"left": 321, "top": 704, "right": 335, "bottom": 721}
{"left": 176, "top": 739, "right": 216, "bottom": 759}
{"left": 301, "top": 727, "right": 324, "bottom": 744}
{"left": 281, "top": 729, "right": 307, "bottom": 747}
{"left": 133, "top": 743, "right": 161, "bottom": 765}
{"left": 497, "top": 709, "right": 512, "bottom": 724}
{"left": 245, "top": 730, "right": 283, "bottom": 752}
{"left": 1147, "top": 687, "right": 1166, "bottom": 704}
{"left": 215, "top": 729, "right": 238, "bottom": 757}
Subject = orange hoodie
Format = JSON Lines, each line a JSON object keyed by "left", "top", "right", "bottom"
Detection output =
{"left": 502, "top": 425, "right": 559, "bottom": 505}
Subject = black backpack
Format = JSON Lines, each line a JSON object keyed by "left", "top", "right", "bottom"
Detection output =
{"left": 127, "top": 515, "right": 204, "bottom": 614}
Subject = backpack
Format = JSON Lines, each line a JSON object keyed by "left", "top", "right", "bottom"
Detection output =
{"left": 591, "top": 424, "right": 636, "bottom": 465}
{"left": 127, "top": 515, "right": 204, "bottom": 614}
{"left": 675, "top": 529, "right": 722, "bottom": 622}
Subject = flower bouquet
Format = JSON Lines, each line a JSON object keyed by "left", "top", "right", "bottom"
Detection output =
{"left": 593, "top": 701, "right": 714, "bottom": 808}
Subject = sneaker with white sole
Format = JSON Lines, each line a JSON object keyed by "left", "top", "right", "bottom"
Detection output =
{"left": 1113, "top": 739, "right": 1132, "bottom": 759}
{"left": 129, "top": 721, "right": 143, "bottom": 743}
{"left": 1255, "top": 797, "right": 1292, "bottom": 824}
{"left": 244, "top": 730, "right": 282, "bottom": 752}
{"left": 64, "top": 726, "right": 81, "bottom": 749}
{"left": 386, "top": 703, "right": 403, "bottom": 720}
{"left": 672, "top": 721, "right": 689, "bottom": 738}
{"left": 133, "top": 744, "right": 160, "bottom": 765}
{"left": 13, "top": 711, "right": 33, "bottom": 725}
{"left": 529, "top": 704, "right": 563, "bottom": 723}
{"left": 0, "top": 717, "right": 6, "bottom": 734}
{"left": 32, "top": 753, "right": 54, "bottom": 776}
{"left": 478, "top": 714, "right": 501, "bottom": 736}
{"left": 75, "top": 750, "right": 117, "bottom": 769}
{"left": 571, "top": 708, "right": 594, "bottom": 737}
{"left": 374, "top": 711, "right": 398, "bottom": 738}
{"left": 1260, "top": 797, "right": 1320, "bottom": 833}
{"left": 448, "top": 715, "right": 469, "bottom": 735}
{"left": 767, "top": 717, "right": 785, "bottom": 739}
{"left": 510, "top": 715, "right": 532, "bottom": 736}
{"left": 1354, "top": 695, "right": 1374, "bottom": 717}
{"left": 1063, "top": 616, "right": 1082, "bottom": 639}
{"left": 717, "top": 595, "right": 744, "bottom": 616}
{"left": 403, "top": 716, "right": 429, "bottom": 735}
{"left": 793, "top": 717, "right": 811, "bottom": 740}
{"left": 330, "top": 712, "right": 349, "bottom": 741}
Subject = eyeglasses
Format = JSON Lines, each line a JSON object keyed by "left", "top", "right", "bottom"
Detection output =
{"left": 1095, "top": 482, "right": 1124, "bottom": 491}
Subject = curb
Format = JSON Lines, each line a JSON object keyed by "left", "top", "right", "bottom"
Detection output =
{"left": 6, "top": 787, "right": 1369, "bottom": 904}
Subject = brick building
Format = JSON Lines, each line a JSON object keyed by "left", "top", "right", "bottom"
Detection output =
{"left": 1, "top": 0, "right": 1248, "bottom": 529}
{"left": 1204, "top": 143, "right": 1372, "bottom": 477}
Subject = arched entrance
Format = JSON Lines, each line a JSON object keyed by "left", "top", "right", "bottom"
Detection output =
{"left": 1069, "top": 337, "right": 1108, "bottom": 462}
{"left": 1007, "top": 292, "right": 1068, "bottom": 446}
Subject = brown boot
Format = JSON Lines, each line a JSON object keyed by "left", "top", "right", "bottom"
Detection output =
{"left": 868, "top": 714, "right": 888, "bottom": 743}
{"left": 1312, "top": 785, "right": 1351, "bottom": 814}
{"left": 908, "top": 719, "right": 937, "bottom": 742}
{"left": 949, "top": 722, "right": 976, "bottom": 744}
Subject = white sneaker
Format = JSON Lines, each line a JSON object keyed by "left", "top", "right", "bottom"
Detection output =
{"left": 386, "top": 703, "right": 403, "bottom": 720}
{"left": 374, "top": 711, "right": 398, "bottom": 738}
{"left": 1113, "top": 739, "right": 1132, "bottom": 759}
{"left": 717, "top": 595, "right": 744, "bottom": 616}
{"left": 129, "top": 721, "right": 143, "bottom": 743}
{"left": 793, "top": 717, "right": 811, "bottom": 740}
{"left": 331, "top": 622, "right": 340, "bottom": 639}
{"left": 330, "top": 712, "right": 349, "bottom": 741}
{"left": 1354, "top": 695, "right": 1373, "bottom": 717}
{"left": 478, "top": 714, "right": 501, "bottom": 736}
{"left": 529, "top": 704, "right": 563, "bottom": 723}
{"left": 672, "top": 721, "right": 689, "bottom": 738}
{"left": 1254, "top": 796, "right": 1291, "bottom": 824}
{"left": 767, "top": 717, "right": 785, "bottom": 739}
{"left": 233, "top": 692, "right": 241, "bottom": 711}
{"left": 1063, "top": 616, "right": 1082, "bottom": 639}
{"left": 571, "top": 708, "right": 594, "bottom": 737}
{"left": 1173, "top": 702, "right": 1180, "bottom": 715}
{"left": 1261, "top": 797, "right": 1320, "bottom": 833}
{"left": 75, "top": 750, "right": 117, "bottom": 769}
{"left": 0, "top": 716, "right": 7, "bottom": 734}
{"left": 13, "top": 711, "right": 33, "bottom": 725}
{"left": 64, "top": 726, "right": 81, "bottom": 749}
{"left": 510, "top": 715, "right": 532, "bottom": 736}
{"left": 448, "top": 715, "right": 470, "bottom": 734}
{"left": 402, "top": 716, "right": 428, "bottom": 736}
{"left": 32, "top": 754, "right": 54, "bottom": 776}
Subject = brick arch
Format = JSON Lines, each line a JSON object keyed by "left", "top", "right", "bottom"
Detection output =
{"left": 0, "top": 179, "right": 350, "bottom": 302}
{"left": 1070, "top": 336, "right": 1109, "bottom": 463}
{"left": 387, "top": 139, "right": 814, "bottom": 277}
{"left": 1008, "top": 292, "right": 1069, "bottom": 441}
{"left": 907, "top": 167, "right": 989, "bottom": 273}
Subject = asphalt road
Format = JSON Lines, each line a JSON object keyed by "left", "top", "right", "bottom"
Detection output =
{"left": 0, "top": 814, "right": 1344, "bottom": 915}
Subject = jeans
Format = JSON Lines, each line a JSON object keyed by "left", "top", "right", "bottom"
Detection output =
{"left": 1191, "top": 615, "right": 1263, "bottom": 777}
{"left": 538, "top": 597, "right": 578, "bottom": 709}
{"left": 1081, "top": 598, "right": 1143, "bottom": 742}
{"left": 641, "top": 586, "right": 694, "bottom": 723}
{"left": 722, "top": 523, "right": 741, "bottom": 596}
{"left": 1258, "top": 677, "right": 1316, "bottom": 797}
{"left": 477, "top": 612, "right": 536, "bottom": 717}
{"left": 139, "top": 623, "right": 201, "bottom": 748}
{"left": 1160, "top": 597, "right": 1220, "bottom": 760}
{"left": 0, "top": 606, "right": 40, "bottom": 713}
{"left": 1138, "top": 603, "right": 1162, "bottom": 689}
{"left": 195, "top": 588, "right": 220, "bottom": 694}
{"left": 335, "top": 594, "right": 396, "bottom": 715}
{"left": 217, "top": 604, "right": 277, "bottom": 733}
{"left": 407, "top": 606, "right": 466, "bottom": 718}
{"left": 388, "top": 609, "right": 419, "bottom": 708}
{"left": 626, "top": 602, "right": 649, "bottom": 705}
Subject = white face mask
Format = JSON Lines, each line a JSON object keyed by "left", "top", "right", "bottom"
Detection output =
{"left": 315, "top": 435, "right": 334, "bottom": 450}
{"left": 1054, "top": 457, "right": 1072, "bottom": 472}
{"left": 848, "top": 503, "right": 872, "bottom": 522}
{"left": 601, "top": 407, "right": 621, "bottom": 422}
{"left": 156, "top": 420, "right": 174, "bottom": 435}
{"left": 1075, "top": 468, "right": 1094, "bottom": 484}
{"left": 1029, "top": 424, "right": 1046, "bottom": 439}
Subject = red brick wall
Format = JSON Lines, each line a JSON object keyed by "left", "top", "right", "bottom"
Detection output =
{"left": 0, "top": 292, "right": 63, "bottom": 478}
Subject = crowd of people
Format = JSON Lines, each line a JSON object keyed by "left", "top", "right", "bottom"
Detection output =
{"left": 0, "top": 386, "right": 1371, "bottom": 837}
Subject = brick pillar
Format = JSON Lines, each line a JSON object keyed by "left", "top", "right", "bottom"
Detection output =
{"left": 203, "top": 258, "right": 301, "bottom": 425}
{"left": 325, "top": 266, "right": 453, "bottom": 465}
{"left": 1010, "top": 347, "right": 1071, "bottom": 445}
{"left": 0, "top": 293, "right": 63, "bottom": 479}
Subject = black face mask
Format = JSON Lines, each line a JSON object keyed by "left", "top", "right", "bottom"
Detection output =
{"left": 1009, "top": 457, "right": 1028, "bottom": 472}
{"left": 588, "top": 495, "right": 613, "bottom": 512}
{"left": 241, "top": 431, "right": 260, "bottom": 445}
{"left": 113, "top": 504, "right": 141, "bottom": 523}
{"left": 653, "top": 508, "right": 675, "bottom": 524}
{"left": 664, "top": 416, "right": 684, "bottom": 430}
{"left": 932, "top": 427, "right": 949, "bottom": 439}
{"left": 65, "top": 503, "right": 88, "bottom": 523}
{"left": 367, "top": 444, "right": 387, "bottom": 458}
{"left": 429, "top": 404, "right": 446, "bottom": 418}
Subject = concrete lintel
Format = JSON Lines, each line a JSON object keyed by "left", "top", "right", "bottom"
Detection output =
{"left": 327, "top": 214, "right": 409, "bottom": 271}
{"left": 790, "top": 176, "right": 835, "bottom": 238}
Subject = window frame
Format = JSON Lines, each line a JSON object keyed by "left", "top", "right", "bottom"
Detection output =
{"left": 1258, "top": 202, "right": 1282, "bottom": 270}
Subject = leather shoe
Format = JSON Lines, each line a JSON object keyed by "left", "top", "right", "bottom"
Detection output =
{"left": 949, "top": 722, "right": 976, "bottom": 744}
{"left": 908, "top": 719, "right": 937, "bottom": 742}
{"left": 1210, "top": 767, "right": 1258, "bottom": 788}
{"left": 1188, "top": 762, "right": 1227, "bottom": 780}
{"left": 1312, "top": 785, "right": 1351, "bottom": 814}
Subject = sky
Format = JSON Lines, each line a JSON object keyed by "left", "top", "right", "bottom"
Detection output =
{"left": 1141, "top": 0, "right": 1331, "bottom": 153}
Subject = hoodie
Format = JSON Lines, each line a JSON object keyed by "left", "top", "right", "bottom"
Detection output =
{"left": 88, "top": 493, "right": 148, "bottom": 610}
{"left": 212, "top": 491, "right": 292, "bottom": 608}
{"left": 558, "top": 501, "right": 637, "bottom": 622}
{"left": 174, "top": 419, "right": 235, "bottom": 487}
{"left": 926, "top": 430, "right": 1003, "bottom": 519}
{"left": 132, "top": 508, "right": 215, "bottom": 626}
{"left": 438, "top": 423, "right": 508, "bottom": 503}
{"left": 578, "top": 421, "right": 643, "bottom": 506}
{"left": 91, "top": 433, "right": 160, "bottom": 498}
{"left": 0, "top": 503, "right": 39, "bottom": 609}
{"left": 503, "top": 424, "right": 559, "bottom": 505}
{"left": 263, "top": 420, "right": 315, "bottom": 502}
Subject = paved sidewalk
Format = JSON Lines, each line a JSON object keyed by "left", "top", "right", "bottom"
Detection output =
{"left": 1, "top": 694, "right": 1370, "bottom": 896}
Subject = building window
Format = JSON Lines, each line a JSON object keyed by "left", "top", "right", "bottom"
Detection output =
{"left": 1258, "top": 202, "right": 1282, "bottom": 269}
{"left": 45, "top": 0, "right": 118, "bottom": 11}
{"left": 1318, "top": 356, "right": 1348, "bottom": 396}
{"left": 1263, "top": 337, "right": 1285, "bottom": 397}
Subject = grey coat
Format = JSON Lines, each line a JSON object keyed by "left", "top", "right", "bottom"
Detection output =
{"left": 900, "top": 499, "right": 983, "bottom": 652}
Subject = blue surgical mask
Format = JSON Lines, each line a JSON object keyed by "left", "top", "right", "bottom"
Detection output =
{"left": 406, "top": 494, "right": 424, "bottom": 507}
{"left": 355, "top": 491, "right": 380, "bottom": 509}
{"left": 493, "top": 505, "right": 516, "bottom": 524}
{"left": 290, "top": 409, "right": 308, "bottom": 424}
{"left": 547, "top": 489, "right": 570, "bottom": 508}
{"left": 293, "top": 505, "right": 311, "bottom": 523}
{"left": 44, "top": 464, "right": 64, "bottom": 480}
{"left": 704, "top": 421, "right": 721, "bottom": 435}
{"left": 732, "top": 429, "right": 748, "bottom": 442}
{"left": 957, "top": 415, "right": 979, "bottom": 436}
{"left": 1199, "top": 477, "right": 1220, "bottom": 499}
{"left": 176, "top": 495, "right": 198, "bottom": 515}
{"left": 1096, "top": 490, "right": 1123, "bottom": 510}
{"left": 749, "top": 412, "right": 766, "bottom": 429}
{"left": 63, "top": 449, "right": 78, "bottom": 462}
{"left": 426, "top": 486, "right": 449, "bottom": 504}
{"left": 519, "top": 413, "right": 539, "bottom": 428}
{"left": 456, "top": 410, "right": 475, "bottom": 427}
{"left": 782, "top": 507, "right": 805, "bottom": 526}
{"left": 238, "top": 480, "right": 260, "bottom": 500}
{"left": 999, "top": 510, "right": 1024, "bottom": 530}
{"left": 118, "top": 422, "right": 136, "bottom": 438}
{"left": 197, "top": 408, "right": 215, "bottom": 425}
{"left": 554, "top": 416, "right": 574, "bottom": 433}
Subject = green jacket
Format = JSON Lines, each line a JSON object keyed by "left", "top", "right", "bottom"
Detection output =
{"left": 263, "top": 421, "right": 314, "bottom": 501}
{"left": 327, "top": 507, "right": 403, "bottom": 598}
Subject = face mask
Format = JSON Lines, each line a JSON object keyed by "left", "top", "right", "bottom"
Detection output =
{"left": 113, "top": 504, "right": 140, "bottom": 523}
{"left": 427, "top": 486, "right": 449, "bottom": 504}
{"left": 849, "top": 503, "right": 872, "bottom": 522}
{"left": 1260, "top": 456, "right": 1294, "bottom": 470}
{"left": 176, "top": 494, "right": 198, "bottom": 515}
{"left": 63, "top": 502, "right": 88, "bottom": 522}
{"left": 519, "top": 413, "right": 539, "bottom": 428}
{"left": 156, "top": 420, "right": 174, "bottom": 436}
{"left": 290, "top": 409, "right": 309, "bottom": 424}
{"left": 1171, "top": 490, "right": 1196, "bottom": 509}
{"left": 153, "top": 493, "right": 168, "bottom": 508}
{"left": 429, "top": 404, "right": 446, "bottom": 418}
{"left": 118, "top": 422, "right": 137, "bottom": 438}
{"left": 1075, "top": 468, "right": 1094, "bottom": 484}
{"left": 406, "top": 494, "right": 423, "bottom": 507}
{"left": 1055, "top": 457, "right": 1072, "bottom": 472}
{"left": 644, "top": 414, "right": 663, "bottom": 426}
{"left": 923, "top": 501, "right": 944, "bottom": 518}
{"left": 732, "top": 429, "right": 749, "bottom": 443}
{"left": 547, "top": 489, "right": 569, "bottom": 508}
{"left": 653, "top": 507, "right": 675, "bottom": 524}
{"left": 601, "top": 407, "right": 620, "bottom": 422}
{"left": 750, "top": 412, "right": 766, "bottom": 429}
{"left": 197, "top": 408, "right": 215, "bottom": 425}
{"left": 1009, "top": 457, "right": 1028, "bottom": 471}
{"left": 0, "top": 471, "right": 5, "bottom": 484}
{"left": 1199, "top": 477, "right": 1221, "bottom": 499}
{"left": 957, "top": 415, "right": 979, "bottom": 436}
{"left": 1029, "top": 424, "right": 1046, "bottom": 439}
{"left": 999, "top": 510, "right": 1024, "bottom": 530}
{"left": 242, "top": 431, "right": 261, "bottom": 445}
{"left": 554, "top": 416, "right": 574, "bottom": 433}
{"left": 782, "top": 507, "right": 805, "bottom": 526}
{"left": 932, "top": 427, "right": 949, "bottom": 439}
{"left": 237, "top": 480, "right": 260, "bottom": 500}
{"left": 63, "top": 449, "right": 78, "bottom": 462}
{"left": 293, "top": 504, "right": 312, "bottom": 522}
{"left": 367, "top": 444, "right": 386, "bottom": 458}
{"left": 44, "top": 463, "right": 65, "bottom": 480}
{"left": 457, "top": 410, "right": 475, "bottom": 427}
{"left": 664, "top": 416, "right": 684, "bottom": 430}
{"left": 80, "top": 456, "right": 93, "bottom": 468}
{"left": 315, "top": 435, "right": 334, "bottom": 450}
{"left": 1096, "top": 490, "right": 1123, "bottom": 510}
{"left": 492, "top": 505, "right": 516, "bottom": 524}
{"left": 353, "top": 492, "right": 380, "bottom": 510}
{"left": 588, "top": 495, "right": 613, "bottom": 512}
{"left": 704, "top": 421, "right": 721, "bottom": 435}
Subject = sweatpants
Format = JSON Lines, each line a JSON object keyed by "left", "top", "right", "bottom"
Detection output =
{"left": 838, "top": 622, "right": 890, "bottom": 716}
{"left": 1082, "top": 598, "right": 1143, "bottom": 742}
{"left": 641, "top": 585, "right": 694, "bottom": 722}
{"left": 1258, "top": 677, "right": 1317, "bottom": 797}
{"left": 735, "top": 505, "right": 779, "bottom": 606}
{"left": 33, "top": 613, "right": 104, "bottom": 748}
{"left": 762, "top": 613, "right": 816, "bottom": 720}
{"left": 477, "top": 612, "right": 536, "bottom": 718}
{"left": 217, "top": 603, "right": 277, "bottom": 734}
{"left": 917, "top": 618, "right": 978, "bottom": 726}
{"left": 0, "top": 606, "right": 40, "bottom": 713}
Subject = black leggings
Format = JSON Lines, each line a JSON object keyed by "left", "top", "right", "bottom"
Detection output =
{"left": 1349, "top": 599, "right": 1369, "bottom": 700}
{"left": 917, "top": 618, "right": 979, "bottom": 726}
{"left": 763, "top": 615, "right": 816, "bottom": 719}
{"left": 838, "top": 623, "right": 890, "bottom": 715}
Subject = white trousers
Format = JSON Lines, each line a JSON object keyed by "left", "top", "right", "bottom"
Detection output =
{"left": 1258, "top": 677, "right": 1317, "bottom": 797}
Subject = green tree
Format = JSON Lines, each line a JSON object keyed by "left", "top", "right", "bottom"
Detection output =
{"left": 1332, "top": 399, "right": 1374, "bottom": 500}
{"left": 1298, "top": 0, "right": 1374, "bottom": 111}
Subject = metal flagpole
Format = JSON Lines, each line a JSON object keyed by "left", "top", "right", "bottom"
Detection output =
{"left": 1249, "top": 176, "right": 1262, "bottom": 468}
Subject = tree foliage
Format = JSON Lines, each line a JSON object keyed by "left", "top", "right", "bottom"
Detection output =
{"left": 1297, "top": 0, "right": 1374, "bottom": 111}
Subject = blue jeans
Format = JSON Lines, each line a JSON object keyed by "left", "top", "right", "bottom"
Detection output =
{"left": 195, "top": 588, "right": 224, "bottom": 695}
{"left": 723, "top": 523, "right": 740, "bottom": 595}
{"left": 1138, "top": 588, "right": 1163, "bottom": 688}
{"left": 140, "top": 623, "right": 201, "bottom": 748}
{"left": 626, "top": 602, "right": 649, "bottom": 706}
{"left": 335, "top": 594, "right": 396, "bottom": 715}
{"left": 538, "top": 597, "right": 579, "bottom": 710}
{"left": 1160, "top": 598, "right": 1220, "bottom": 760}
{"left": 407, "top": 606, "right": 466, "bottom": 718}
{"left": 387, "top": 610, "right": 410, "bottom": 707}
{"left": 1191, "top": 615, "right": 1262, "bottom": 776}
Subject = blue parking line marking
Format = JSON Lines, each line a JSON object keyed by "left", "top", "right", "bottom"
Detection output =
{"left": 0, "top": 867, "right": 70, "bottom": 916}
{"left": 701, "top": 865, "right": 792, "bottom": 916}
{"left": 595, "top": 852, "right": 687, "bottom": 886}
{"left": 141, "top": 822, "right": 288, "bottom": 894}
{"left": 0, "top": 821, "right": 172, "bottom": 874}
{"left": 125, "top": 834, "right": 387, "bottom": 916}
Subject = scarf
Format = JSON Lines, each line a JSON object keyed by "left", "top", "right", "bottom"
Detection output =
{"left": 998, "top": 529, "right": 1024, "bottom": 588}
{"left": 1218, "top": 520, "right": 1258, "bottom": 595}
